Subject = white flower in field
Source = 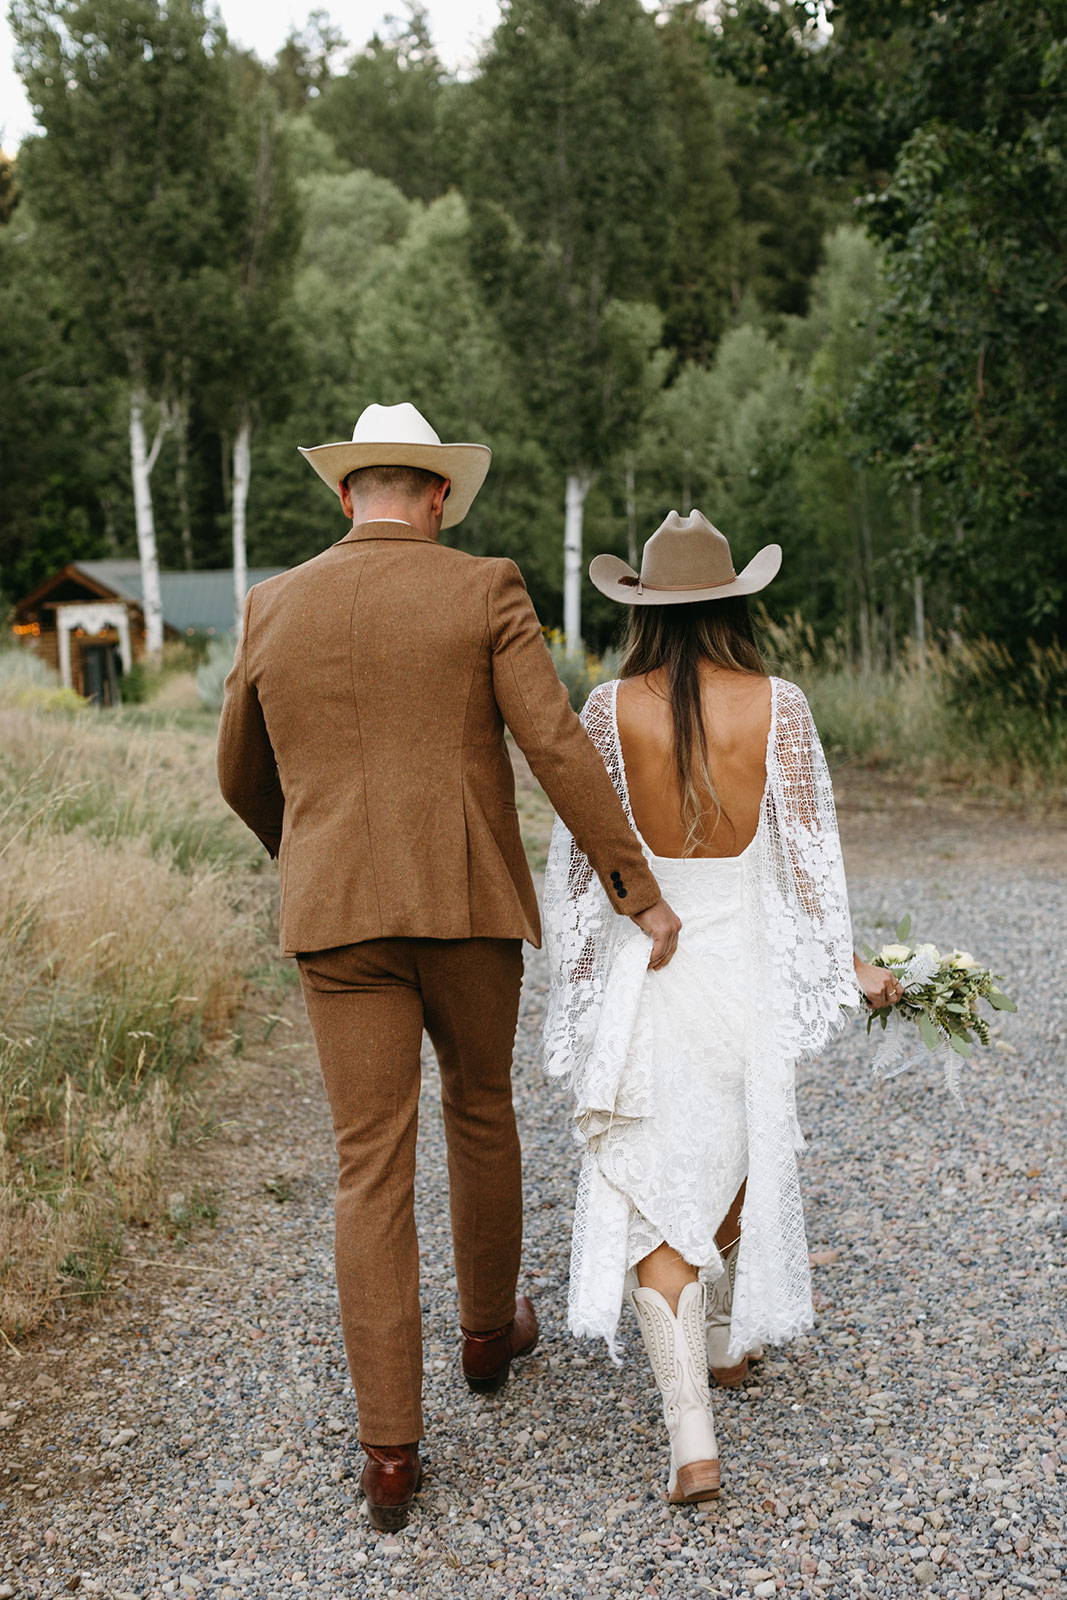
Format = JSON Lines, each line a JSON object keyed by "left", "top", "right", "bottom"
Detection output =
{"left": 950, "top": 950, "right": 978, "bottom": 968}
{"left": 879, "top": 943, "right": 912, "bottom": 963}
{"left": 915, "top": 942, "right": 941, "bottom": 965}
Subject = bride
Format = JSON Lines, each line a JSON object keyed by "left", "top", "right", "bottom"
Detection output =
{"left": 542, "top": 510, "right": 902, "bottom": 1506}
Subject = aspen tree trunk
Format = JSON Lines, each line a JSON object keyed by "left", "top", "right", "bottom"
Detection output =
{"left": 910, "top": 483, "right": 926, "bottom": 673}
{"left": 856, "top": 467, "right": 875, "bottom": 675}
{"left": 129, "top": 384, "right": 166, "bottom": 661}
{"left": 232, "top": 412, "right": 252, "bottom": 637}
{"left": 625, "top": 457, "right": 638, "bottom": 569}
{"left": 176, "top": 394, "right": 193, "bottom": 571}
{"left": 563, "top": 470, "right": 592, "bottom": 658}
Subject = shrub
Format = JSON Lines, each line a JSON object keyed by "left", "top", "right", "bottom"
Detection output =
{"left": 119, "top": 660, "right": 148, "bottom": 703}
{"left": 0, "top": 702, "right": 273, "bottom": 1337}
{"left": 546, "top": 631, "right": 620, "bottom": 710}
{"left": 755, "top": 612, "right": 1066, "bottom": 793}
{"left": 0, "top": 646, "right": 60, "bottom": 693}
{"left": 196, "top": 638, "right": 235, "bottom": 711}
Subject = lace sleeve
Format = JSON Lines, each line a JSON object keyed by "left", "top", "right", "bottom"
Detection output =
{"left": 775, "top": 682, "right": 839, "bottom": 923}
{"left": 542, "top": 682, "right": 627, "bottom": 1079}
{"left": 762, "top": 679, "right": 862, "bottom": 1033}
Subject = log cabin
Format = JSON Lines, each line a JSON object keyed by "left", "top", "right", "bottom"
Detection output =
{"left": 10, "top": 560, "right": 285, "bottom": 706}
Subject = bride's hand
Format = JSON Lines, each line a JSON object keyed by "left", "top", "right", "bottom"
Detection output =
{"left": 632, "top": 897, "right": 682, "bottom": 970}
{"left": 854, "top": 955, "right": 904, "bottom": 1009}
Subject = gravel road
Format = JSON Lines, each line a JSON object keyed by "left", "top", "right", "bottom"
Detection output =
{"left": 1, "top": 797, "right": 1063, "bottom": 1600}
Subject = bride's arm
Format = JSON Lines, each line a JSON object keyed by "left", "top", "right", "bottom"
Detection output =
{"left": 774, "top": 680, "right": 863, "bottom": 1002}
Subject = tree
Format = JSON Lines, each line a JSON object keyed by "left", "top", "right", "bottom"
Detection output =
{"left": 652, "top": 4, "right": 840, "bottom": 363}
{"left": 715, "top": 1, "right": 1067, "bottom": 645}
{"left": 464, "top": 0, "right": 673, "bottom": 652}
{"left": 0, "top": 198, "right": 124, "bottom": 601}
{"left": 0, "top": 150, "right": 19, "bottom": 224}
{"left": 788, "top": 226, "right": 910, "bottom": 664}
{"left": 654, "top": 7, "right": 744, "bottom": 367}
{"left": 312, "top": 4, "right": 453, "bottom": 201}
{"left": 271, "top": 8, "right": 347, "bottom": 114}
{"left": 11, "top": 0, "right": 239, "bottom": 657}
{"left": 201, "top": 57, "right": 302, "bottom": 631}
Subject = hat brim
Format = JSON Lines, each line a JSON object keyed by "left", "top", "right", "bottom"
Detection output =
{"left": 297, "top": 440, "right": 491, "bottom": 529}
{"left": 589, "top": 543, "right": 782, "bottom": 605}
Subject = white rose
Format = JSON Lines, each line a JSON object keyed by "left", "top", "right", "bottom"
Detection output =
{"left": 950, "top": 950, "right": 978, "bottom": 969}
{"left": 879, "top": 943, "right": 912, "bottom": 963}
{"left": 915, "top": 942, "right": 941, "bottom": 965}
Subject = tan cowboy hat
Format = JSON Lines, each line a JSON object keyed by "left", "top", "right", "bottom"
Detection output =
{"left": 590, "top": 509, "right": 781, "bottom": 605}
{"left": 298, "top": 402, "right": 492, "bottom": 530}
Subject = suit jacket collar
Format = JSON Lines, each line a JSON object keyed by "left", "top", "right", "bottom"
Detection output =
{"left": 337, "top": 519, "right": 438, "bottom": 544}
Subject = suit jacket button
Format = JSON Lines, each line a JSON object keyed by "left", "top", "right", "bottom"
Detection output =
{"left": 617, "top": 887, "right": 628, "bottom": 899}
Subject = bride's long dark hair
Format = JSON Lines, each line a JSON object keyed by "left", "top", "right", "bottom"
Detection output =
{"left": 619, "top": 596, "right": 766, "bottom": 854}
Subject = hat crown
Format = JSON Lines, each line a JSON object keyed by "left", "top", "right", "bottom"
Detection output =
{"left": 640, "top": 510, "right": 736, "bottom": 589}
{"left": 350, "top": 402, "right": 442, "bottom": 448}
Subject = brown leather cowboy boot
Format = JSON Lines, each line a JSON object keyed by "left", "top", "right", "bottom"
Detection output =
{"left": 460, "top": 1294, "right": 539, "bottom": 1394}
{"left": 360, "top": 1442, "right": 422, "bottom": 1532}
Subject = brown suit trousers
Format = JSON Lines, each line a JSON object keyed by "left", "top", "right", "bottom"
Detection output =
{"left": 216, "top": 519, "right": 662, "bottom": 1444}
{"left": 297, "top": 936, "right": 523, "bottom": 1444}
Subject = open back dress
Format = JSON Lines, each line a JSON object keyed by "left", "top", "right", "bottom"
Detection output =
{"left": 541, "top": 676, "right": 859, "bottom": 1364}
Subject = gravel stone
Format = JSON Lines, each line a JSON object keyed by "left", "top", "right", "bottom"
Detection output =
{"left": 0, "top": 832, "right": 1063, "bottom": 1600}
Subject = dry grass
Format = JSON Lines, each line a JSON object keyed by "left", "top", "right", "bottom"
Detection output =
{"left": 0, "top": 687, "right": 274, "bottom": 1339}
{"left": 758, "top": 616, "right": 1067, "bottom": 800}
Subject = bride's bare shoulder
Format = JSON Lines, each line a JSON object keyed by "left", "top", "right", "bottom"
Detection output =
{"left": 614, "top": 671, "right": 666, "bottom": 724}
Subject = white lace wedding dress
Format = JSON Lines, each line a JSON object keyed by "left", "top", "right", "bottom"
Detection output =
{"left": 542, "top": 676, "right": 860, "bottom": 1364}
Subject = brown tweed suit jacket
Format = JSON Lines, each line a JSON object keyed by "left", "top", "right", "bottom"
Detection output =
{"left": 217, "top": 519, "right": 660, "bottom": 956}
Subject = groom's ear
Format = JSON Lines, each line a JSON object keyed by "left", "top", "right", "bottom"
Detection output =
{"left": 339, "top": 477, "right": 354, "bottom": 518}
{"left": 432, "top": 477, "right": 452, "bottom": 516}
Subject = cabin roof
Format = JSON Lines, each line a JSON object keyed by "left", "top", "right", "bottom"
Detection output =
{"left": 16, "top": 560, "right": 288, "bottom": 635}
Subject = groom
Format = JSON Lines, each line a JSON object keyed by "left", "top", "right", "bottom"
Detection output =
{"left": 216, "top": 402, "right": 680, "bottom": 1529}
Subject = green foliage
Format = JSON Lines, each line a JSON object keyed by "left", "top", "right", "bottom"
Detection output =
{"left": 546, "top": 635, "right": 621, "bottom": 711}
{"left": 759, "top": 612, "right": 1067, "bottom": 793}
{"left": 0, "top": 147, "right": 19, "bottom": 222}
{"left": 463, "top": 0, "right": 674, "bottom": 476}
{"left": 940, "top": 637, "right": 1067, "bottom": 778}
{"left": 311, "top": 4, "right": 454, "bottom": 200}
{"left": 118, "top": 661, "right": 148, "bottom": 704}
{"left": 0, "top": 646, "right": 56, "bottom": 689}
{"left": 197, "top": 57, "right": 303, "bottom": 440}
{"left": 270, "top": 8, "right": 346, "bottom": 114}
{"left": 195, "top": 638, "right": 234, "bottom": 712}
{"left": 715, "top": 1, "right": 1067, "bottom": 646}
{"left": 0, "top": 197, "right": 123, "bottom": 602}
{"left": 4, "top": 0, "right": 1061, "bottom": 670}
{"left": 10, "top": 0, "right": 236, "bottom": 390}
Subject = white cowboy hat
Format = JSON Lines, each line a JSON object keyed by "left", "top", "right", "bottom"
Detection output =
{"left": 590, "top": 509, "right": 781, "bottom": 605}
{"left": 298, "top": 402, "right": 492, "bottom": 530}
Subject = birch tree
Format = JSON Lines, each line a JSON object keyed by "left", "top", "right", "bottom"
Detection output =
{"left": 201, "top": 61, "right": 301, "bottom": 634}
{"left": 11, "top": 0, "right": 236, "bottom": 658}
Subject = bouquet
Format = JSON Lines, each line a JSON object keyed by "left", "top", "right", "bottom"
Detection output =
{"left": 861, "top": 915, "right": 1016, "bottom": 1103}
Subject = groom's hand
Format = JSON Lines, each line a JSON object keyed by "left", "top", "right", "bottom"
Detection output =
{"left": 632, "top": 898, "right": 682, "bottom": 971}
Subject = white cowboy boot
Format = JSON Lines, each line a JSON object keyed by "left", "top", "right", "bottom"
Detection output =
{"left": 706, "top": 1238, "right": 765, "bottom": 1386}
{"left": 630, "top": 1279, "right": 721, "bottom": 1504}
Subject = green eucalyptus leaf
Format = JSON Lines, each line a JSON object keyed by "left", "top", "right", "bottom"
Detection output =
{"left": 988, "top": 991, "right": 1017, "bottom": 1012}
{"left": 948, "top": 1032, "right": 973, "bottom": 1057}
{"left": 917, "top": 1013, "right": 939, "bottom": 1050}
{"left": 896, "top": 914, "right": 912, "bottom": 941}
